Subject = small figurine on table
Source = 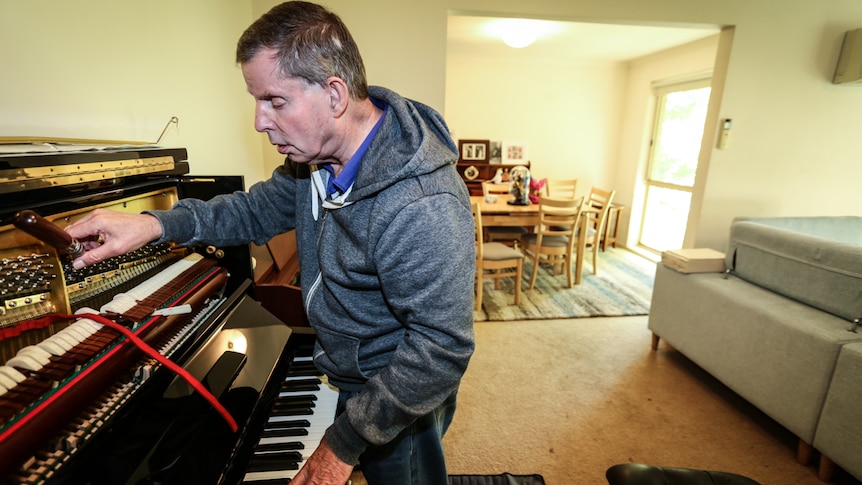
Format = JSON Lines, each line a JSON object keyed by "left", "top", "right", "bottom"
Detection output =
{"left": 508, "top": 165, "right": 532, "bottom": 205}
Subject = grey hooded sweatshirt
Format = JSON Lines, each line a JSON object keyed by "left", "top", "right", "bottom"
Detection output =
{"left": 149, "top": 86, "right": 476, "bottom": 465}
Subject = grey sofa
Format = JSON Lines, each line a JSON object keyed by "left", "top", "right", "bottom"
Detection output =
{"left": 648, "top": 216, "right": 862, "bottom": 482}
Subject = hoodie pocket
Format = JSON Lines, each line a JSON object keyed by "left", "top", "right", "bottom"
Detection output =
{"left": 312, "top": 325, "right": 368, "bottom": 382}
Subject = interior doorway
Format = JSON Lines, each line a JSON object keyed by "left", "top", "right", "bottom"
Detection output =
{"left": 638, "top": 77, "right": 712, "bottom": 253}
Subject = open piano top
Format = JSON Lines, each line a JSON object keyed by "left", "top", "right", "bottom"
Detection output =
{"left": 0, "top": 144, "right": 322, "bottom": 484}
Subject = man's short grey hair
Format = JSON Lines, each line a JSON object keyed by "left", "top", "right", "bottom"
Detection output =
{"left": 236, "top": 1, "right": 369, "bottom": 100}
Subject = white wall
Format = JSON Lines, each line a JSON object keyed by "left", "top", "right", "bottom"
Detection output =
{"left": 0, "top": 0, "right": 266, "bottom": 185}
{"left": 445, "top": 50, "right": 628, "bottom": 192}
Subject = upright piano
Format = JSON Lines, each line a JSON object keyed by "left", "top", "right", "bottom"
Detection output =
{"left": 0, "top": 144, "right": 334, "bottom": 484}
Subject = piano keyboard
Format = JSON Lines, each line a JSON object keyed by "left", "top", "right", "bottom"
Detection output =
{"left": 241, "top": 355, "right": 338, "bottom": 484}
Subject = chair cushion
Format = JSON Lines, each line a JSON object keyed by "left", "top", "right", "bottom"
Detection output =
{"left": 484, "top": 242, "right": 525, "bottom": 260}
{"left": 573, "top": 226, "right": 597, "bottom": 237}
{"left": 521, "top": 233, "right": 569, "bottom": 247}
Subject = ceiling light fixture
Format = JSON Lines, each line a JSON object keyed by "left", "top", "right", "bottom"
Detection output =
{"left": 502, "top": 30, "right": 537, "bottom": 48}
{"left": 492, "top": 18, "right": 548, "bottom": 49}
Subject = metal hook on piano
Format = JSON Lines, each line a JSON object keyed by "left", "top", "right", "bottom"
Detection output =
{"left": 155, "top": 116, "right": 179, "bottom": 145}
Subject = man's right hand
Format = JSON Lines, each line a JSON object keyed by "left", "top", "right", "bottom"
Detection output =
{"left": 65, "top": 209, "right": 164, "bottom": 269}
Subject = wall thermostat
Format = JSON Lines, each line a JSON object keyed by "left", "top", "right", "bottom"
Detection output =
{"left": 718, "top": 118, "right": 732, "bottom": 149}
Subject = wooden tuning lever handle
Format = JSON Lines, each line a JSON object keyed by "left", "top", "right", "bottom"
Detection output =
{"left": 13, "top": 210, "right": 85, "bottom": 258}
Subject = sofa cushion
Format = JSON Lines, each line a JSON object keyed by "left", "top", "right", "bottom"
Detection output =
{"left": 725, "top": 217, "right": 862, "bottom": 322}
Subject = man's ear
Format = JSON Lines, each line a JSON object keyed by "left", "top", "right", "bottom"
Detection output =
{"left": 327, "top": 77, "right": 349, "bottom": 117}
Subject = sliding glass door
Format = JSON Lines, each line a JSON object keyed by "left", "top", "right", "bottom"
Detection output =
{"left": 638, "top": 78, "right": 711, "bottom": 253}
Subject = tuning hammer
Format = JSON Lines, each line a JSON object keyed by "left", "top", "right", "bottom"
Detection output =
{"left": 13, "top": 210, "right": 86, "bottom": 258}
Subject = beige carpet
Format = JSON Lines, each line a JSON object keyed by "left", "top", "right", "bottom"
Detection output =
{"left": 441, "top": 316, "right": 862, "bottom": 485}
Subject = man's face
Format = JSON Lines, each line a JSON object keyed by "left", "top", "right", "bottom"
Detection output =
{"left": 242, "top": 48, "right": 333, "bottom": 164}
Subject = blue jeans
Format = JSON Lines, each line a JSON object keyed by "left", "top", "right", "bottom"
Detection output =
{"left": 336, "top": 390, "right": 457, "bottom": 485}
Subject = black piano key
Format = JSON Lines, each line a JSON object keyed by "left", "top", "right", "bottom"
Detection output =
{"left": 276, "top": 395, "right": 316, "bottom": 405}
{"left": 264, "top": 419, "right": 311, "bottom": 430}
{"left": 285, "top": 362, "right": 318, "bottom": 376}
{"left": 278, "top": 384, "right": 319, "bottom": 394}
{"left": 281, "top": 377, "right": 320, "bottom": 388}
{"left": 254, "top": 441, "right": 304, "bottom": 452}
{"left": 17, "top": 378, "right": 54, "bottom": 395}
{"left": 36, "top": 361, "right": 75, "bottom": 382}
{"left": 0, "top": 399, "right": 24, "bottom": 421}
{"left": 272, "top": 398, "right": 315, "bottom": 410}
{"left": 2, "top": 381, "right": 52, "bottom": 405}
{"left": 283, "top": 376, "right": 320, "bottom": 384}
{"left": 269, "top": 406, "right": 314, "bottom": 417}
{"left": 246, "top": 451, "right": 302, "bottom": 472}
{"left": 260, "top": 428, "right": 308, "bottom": 438}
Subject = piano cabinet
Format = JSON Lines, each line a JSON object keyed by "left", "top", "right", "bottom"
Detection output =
{"left": 0, "top": 145, "right": 318, "bottom": 483}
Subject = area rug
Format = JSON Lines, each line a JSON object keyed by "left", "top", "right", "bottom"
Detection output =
{"left": 449, "top": 473, "right": 546, "bottom": 485}
{"left": 475, "top": 249, "right": 656, "bottom": 321}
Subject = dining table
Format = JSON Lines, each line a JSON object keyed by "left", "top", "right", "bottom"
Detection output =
{"left": 470, "top": 195, "right": 592, "bottom": 285}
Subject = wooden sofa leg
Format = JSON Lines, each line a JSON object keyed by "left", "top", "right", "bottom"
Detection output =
{"left": 651, "top": 333, "right": 660, "bottom": 350}
{"left": 797, "top": 439, "right": 814, "bottom": 465}
{"left": 818, "top": 454, "right": 836, "bottom": 482}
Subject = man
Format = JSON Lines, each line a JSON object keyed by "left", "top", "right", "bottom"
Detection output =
{"left": 65, "top": 2, "right": 475, "bottom": 484}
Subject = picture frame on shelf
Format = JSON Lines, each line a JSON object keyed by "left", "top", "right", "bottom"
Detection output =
{"left": 502, "top": 141, "right": 528, "bottom": 164}
{"left": 457, "top": 139, "right": 490, "bottom": 163}
{"left": 489, "top": 141, "right": 502, "bottom": 164}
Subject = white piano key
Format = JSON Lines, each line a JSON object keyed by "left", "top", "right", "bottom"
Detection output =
{"left": 0, "top": 365, "right": 30, "bottom": 383}
{"left": 99, "top": 293, "right": 138, "bottom": 315}
{"left": 17, "top": 346, "right": 52, "bottom": 366}
{"left": 6, "top": 354, "right": 45, "bottom": 371}
{"left": 0, "top": 370, "right": 17, "bottom": 389}
{"left": 242, "top": 469, "right": 300, "bottom": 482}
{"left": 70, "top": 318, "right": 100, "bottom": 334}
{"left": 38, "top": 339, "right": 67, "bottom": 356}
{"left": 73, "top": 309, "right": 104, "bottom": 331}
{"left": 255, "top": 434, "right": 326, "bottom": 455}
{"left": 74, "top": 307, "right": 100, "bottom": 316}
{"left": 58, "top": 325, "right": 89, "bottom": 342}
{"left": 46, "top": 333, "right": 77, "bottom": 351}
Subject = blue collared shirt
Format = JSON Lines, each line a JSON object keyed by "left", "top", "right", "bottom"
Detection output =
{"left": 321, "top": 98, "right": 388, "bottom": 200}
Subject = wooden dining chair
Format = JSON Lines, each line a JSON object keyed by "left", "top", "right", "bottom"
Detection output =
{"left": 519, "top": 196, "right": 585, "bottom": 289}
{"left": 481, "top": 181, "right": 527, "bottom": 247}
{"left": 482, "top": 181, "right": 512, "bottom": 197}
{"left": 544, "top": 178, "right": 578, "bottom": 199}
{"left": 578, "top": 187, "right": 617, "bottom": 276}
{"left": 473, "top": 202, "right": 524, "bottom": 311}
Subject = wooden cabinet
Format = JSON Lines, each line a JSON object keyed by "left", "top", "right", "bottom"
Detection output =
{"left": 456, "top": 162, "right": 530, "bottom": 196}
{"left": 251, "top": 229, "right": 309, "bottom": 326}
